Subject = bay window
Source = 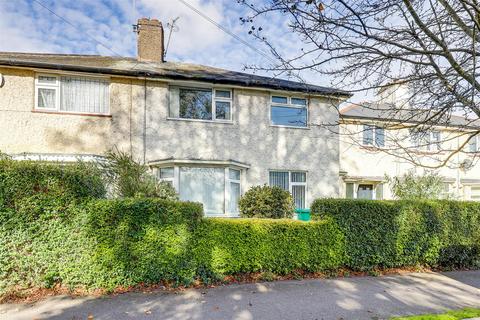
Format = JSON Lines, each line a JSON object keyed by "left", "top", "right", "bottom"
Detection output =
{"left": 271, "top": 95, "right": 308, "bottom": 128}
{"left": 35, "top": 73, "right": 110, "bottom": 114}
{"left": 269, "top": 171, "right": 307, "bottom": 208}
{"left": 169, "top": 86, "right": 232, "bottom": 121}
{"left": 157, "top": 165, "right": 242, "bottom": 216}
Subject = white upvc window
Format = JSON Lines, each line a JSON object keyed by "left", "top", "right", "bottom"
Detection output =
{"left": 35, "top": 74, "right": 60, "bottom": 110}
{"left": 470, "top": 185, "right": 480, "bottom": 201}
{"left": 226, "top": 168, "right": 241, "bottom": 215}
{"left": 345, "top": 182, "right": 383, "bottom": 200}
{"left": 468, "top": 135, "right": 480, "bottom": 153}
{"left": 270, "top": 95, "right": 308, "bottom": 128}
{"left": 362, "top": 124, "right": 385, "bottom": 147}
{"left": 156, "top": 165, "right": 242, "bottom": 216}
{"left": 269, "top": 170, "right": 307, "bottom": 209}
{"left": 410, "top": 129, "right": 441, "bottom": 151}
{"left": 35, "top": 73, "right": 110, "bottom": 114}
{"left": 157, "top": 167, "right": 175, "bottom": 186}
{"left": 169, "top": 86, "right": 233, "bottom": 122}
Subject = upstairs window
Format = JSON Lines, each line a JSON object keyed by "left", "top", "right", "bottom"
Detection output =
{"left": 362, "top": 125, "right": 385, "bottom": 147}
{"left": 271, "top": 95, "right": 308, "bottom": 128}
{"left": 169, "top": 86, "right": 232, "bottom": 121}
{"left": 410, "top": 129, "right": 441, "bottom": 151}
{"left": 468, "top": 135, "right": 480, "bottom": 153}
{"left": 35, "top": 74, "right": 110, "bottom": 114}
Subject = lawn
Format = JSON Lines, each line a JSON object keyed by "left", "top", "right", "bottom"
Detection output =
{"left": 392, "top": 308, "right": 480, "bottom": 320}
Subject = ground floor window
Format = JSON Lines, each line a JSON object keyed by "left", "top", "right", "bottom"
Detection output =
{"left": 345, "top": 182, "right": 383, "bottom": 200}
{"left": 157, "top": 165, "right": 242, "bottom": 216}
{"left": 269, "top": 171, "right": 307, "bottom": 208}
{"left": 470, "top": 185, "right": 480, "bottom": 201}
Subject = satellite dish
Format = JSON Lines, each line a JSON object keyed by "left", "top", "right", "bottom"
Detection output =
{"left": 0, "top": 73, "right": 4, "bottom": 88}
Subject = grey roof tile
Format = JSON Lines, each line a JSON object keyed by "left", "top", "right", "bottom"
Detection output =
{"left": 0, "top": 52, "right": 351, "bottom": 97}
{"left": 340, "top": 103, "right": 480, "bottom": 129}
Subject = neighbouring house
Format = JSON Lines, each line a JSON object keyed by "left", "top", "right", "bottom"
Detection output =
{"left": 0, "top": 18, "right": 351, "bottom": 216}
{"left": 339, "top": 83, "right": 480, "bottom": 201}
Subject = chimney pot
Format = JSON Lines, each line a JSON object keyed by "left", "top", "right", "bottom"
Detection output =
{"left": 137, "top": 18, "right": 164, "bottom": 62}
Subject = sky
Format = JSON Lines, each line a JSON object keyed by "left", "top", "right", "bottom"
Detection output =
{"left": 0, "top": 0, "right": 359, "bottom": 101}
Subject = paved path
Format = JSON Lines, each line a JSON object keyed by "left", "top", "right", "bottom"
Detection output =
{"left": 2, "top": 271, "right": 480, "bottom": 320}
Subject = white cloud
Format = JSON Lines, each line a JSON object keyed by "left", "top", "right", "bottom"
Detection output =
{"left": 0, "top": 0, "right": 337, "bottom": 90}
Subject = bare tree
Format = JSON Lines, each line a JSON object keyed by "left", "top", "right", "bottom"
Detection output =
{"left": 240, "top": 0, "right": 480, "bottom": 168}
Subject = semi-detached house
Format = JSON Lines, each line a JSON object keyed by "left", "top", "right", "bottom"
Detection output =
{"left": 339, "top": 83, "right": 480, "bottom": 201}
{"left": 0, "top": 18, "right": 351, "bottom": 217}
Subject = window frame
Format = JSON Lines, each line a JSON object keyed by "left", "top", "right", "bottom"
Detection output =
{"left": 468, "top": 135, "right": 480, "bottom": 153}
{"left": 34, "top": 73, "right": 110, "bottom": 115}
{"left": 270, "top": 95, "right": 309, "bottom": 129}
{"left": 35, "top": 74, "right": 60, "bottom": 111}
{"left": 269, "top": 170, "right": 308, "bottom": 208}
{"left": 410, "top": 129, "right": 441, "bottom": 151}
{"left": 470, "top": 185, "right": 480, "bottom": 201}
{"left": 362, "top": 124, "right": 385, "bottom": 147}
{"left": 155, "top": 164, "right": 243, "bottom": 217}
{"left": 345, "top": 182, "right": 383, "bottom": 200}
{"left": 168, "top": 86, "right": 233, "bottom": 123}
{"left": 157, "top": 167, "right": 175, "bottom": 186}
{"left": 225, "top": 168, "right": 241, "bottom": 215}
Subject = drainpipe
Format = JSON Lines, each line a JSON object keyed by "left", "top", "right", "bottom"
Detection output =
{"left": 143, "top": 77, "right": 147, "bottom": 164}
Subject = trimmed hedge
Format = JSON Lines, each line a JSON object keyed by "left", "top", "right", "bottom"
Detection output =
{"left": 0, "top": 158, "right": 105, "bottom": 208}
{"left": 193, "top": 218, "right": 344, "bottom": 276}
{"left": 0, "top": 198, "right": 204, "bottom": 293}
{"left": 2, "top": 159, "right": 480, "bottom": 295}
{"left": 311, "top": 199, "right": 480, "bottom": 271}
{"left": 85, "top": 198, "right": 203, "bottom": 287}
{"left": 0, "top": 198, "right": 343, "bottom": 293}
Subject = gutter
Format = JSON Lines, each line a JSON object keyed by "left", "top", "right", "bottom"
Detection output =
{"left": 340, "top": 114, "right": 480, "bottom": 131}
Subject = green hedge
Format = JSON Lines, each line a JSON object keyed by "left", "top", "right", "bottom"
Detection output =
{"left": 85, "top": 198, "right": 203, "bottom": 287}
{"left": 0, "top": 197, "right": 344, "bottom": 293}
{"left": 0, "top": 198, "right": 204, "bottom": 293}
{"left": 311, "top": 199, "right": 480, "bottom": 270}
{"left": 193, "top": 218, "right": 344, "bottom": 276}
{"left": 0, "top": 157, "right": 105, "bottom": 208}
{"left": 2, "top": 158, "right": 480, "bottom": 295}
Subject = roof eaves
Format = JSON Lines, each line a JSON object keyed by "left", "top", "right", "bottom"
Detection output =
{"left": 340, "top": 113, "right": 480, "bottom": 130}
{"left": 0, "top": 58, "right": 352, "bottom": 97}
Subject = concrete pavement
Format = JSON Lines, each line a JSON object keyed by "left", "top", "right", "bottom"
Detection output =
{"left": 1, "top": 270, "right": 480, "bottom": 320}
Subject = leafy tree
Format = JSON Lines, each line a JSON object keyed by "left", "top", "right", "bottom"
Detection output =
{"left": 386, "top": 171, "right": 448, "bottom": 200}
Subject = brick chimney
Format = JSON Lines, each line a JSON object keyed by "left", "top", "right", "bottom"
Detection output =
{"left": 136, "top": 18, "right": 164, "bottom": 62}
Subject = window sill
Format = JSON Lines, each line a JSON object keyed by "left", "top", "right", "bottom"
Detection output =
{"left": 167, "top": 117, "right": 234, "bottom": 124}
{"left": 32, "top": 110, "right": 112, "bottom": 118}
{"left": 270, "top": 124, "right": 310, "bottom": 130}
{"left": 360, "top": 145, "right": 386, "bottom": 151}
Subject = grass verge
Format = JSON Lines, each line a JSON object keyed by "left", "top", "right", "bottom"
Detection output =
{"left": 392, "top": 308, "right": 480, "bottom": 319}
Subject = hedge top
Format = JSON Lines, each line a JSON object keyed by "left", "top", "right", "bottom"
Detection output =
{"left": 0, "top": 157, "right": 106, "bottom": 208}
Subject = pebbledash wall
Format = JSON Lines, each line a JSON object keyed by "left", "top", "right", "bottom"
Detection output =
{"left": 0, "top": 66, "right": 341, "bottom": 214}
